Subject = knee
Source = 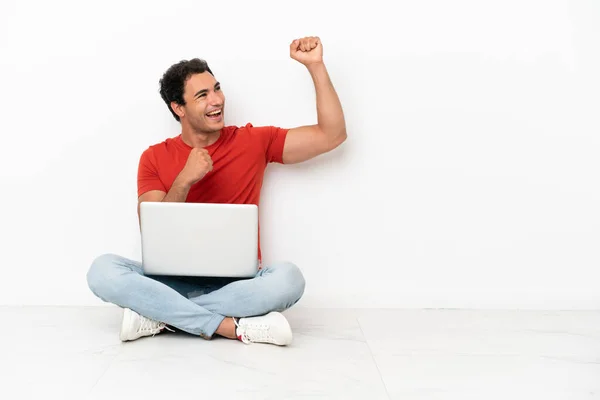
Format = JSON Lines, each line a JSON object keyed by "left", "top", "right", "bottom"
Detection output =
{"left": 269, "top": 261, "right": 306, "bottom": 305}
{"left": 86, "top": 253, "right": 122, "bottom": 299}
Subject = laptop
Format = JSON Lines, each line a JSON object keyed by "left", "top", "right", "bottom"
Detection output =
{"left": 139, "top": 202, "right": 259, "bottom": 277}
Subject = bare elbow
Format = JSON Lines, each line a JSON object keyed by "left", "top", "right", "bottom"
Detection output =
{"left": 329, "top": 129, "right": 347, "bottom": 150}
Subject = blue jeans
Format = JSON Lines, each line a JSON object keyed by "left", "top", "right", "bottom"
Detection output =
{"left": 86, "top": 254, "right": 306, "bottom": 338}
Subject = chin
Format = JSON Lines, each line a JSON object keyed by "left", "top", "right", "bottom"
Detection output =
{"left": 203, "top": 116, "right": 224, "bottom": 128}
{"left": 209, "top": 122, "right": 224, "bottom": 131}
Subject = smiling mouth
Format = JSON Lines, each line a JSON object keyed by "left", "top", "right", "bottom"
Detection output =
{"left": 206, "top": 109, "right": 223, "bottom": 119}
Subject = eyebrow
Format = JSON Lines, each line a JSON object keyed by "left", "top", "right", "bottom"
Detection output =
{"left": 194, "top": 82, "right": 221, "bottom": 99}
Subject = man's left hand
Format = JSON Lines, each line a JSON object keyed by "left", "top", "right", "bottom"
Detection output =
{"left": 290, "top": 36, "right": 323, "bottom": 66}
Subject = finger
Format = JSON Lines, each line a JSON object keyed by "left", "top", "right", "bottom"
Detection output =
{"left": 304, "top": 38, "right": 311, "bottom": 51}
{"left": 300, "top": 39, "right": 308, "bottom": 52}
{"left": 312, "top": 37, "right": 319, "bottom": 49}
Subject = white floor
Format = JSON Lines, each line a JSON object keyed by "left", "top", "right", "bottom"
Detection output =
{"left": 1, "top": 307, "right": 599, "bottom": 399}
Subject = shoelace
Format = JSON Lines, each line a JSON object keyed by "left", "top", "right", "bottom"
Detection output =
{"left": 139, "top": 316, "right": 174, "bottom": 336}
{"left": 236, "top": 319, "right": 272, "bottom": 344}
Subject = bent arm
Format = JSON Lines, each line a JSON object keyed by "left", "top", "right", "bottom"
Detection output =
{"left": 283, "top": 62, "right": 347, "bottom": 164}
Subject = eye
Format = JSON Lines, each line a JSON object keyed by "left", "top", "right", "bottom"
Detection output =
{"left": 215, "top": 86, "right": 221, "bottom": 91}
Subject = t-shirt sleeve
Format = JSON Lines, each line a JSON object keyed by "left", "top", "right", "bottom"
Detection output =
{"left": 137, "top": 148, "right": 167, "bottom": 197}
{"left": 247, "top": 123, "right": 289, "bottom": 164}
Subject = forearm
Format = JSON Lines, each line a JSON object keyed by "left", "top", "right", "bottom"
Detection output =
{"left": 137, "top": 174, "right": 192, "bottom": 227}
{"left": 307, "top": 62, "right": 346, "bottom": 139}
{"left": 162, "top": 174, "right": 192, "bottom": 202}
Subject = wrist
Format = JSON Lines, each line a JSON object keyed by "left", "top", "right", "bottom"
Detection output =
{"left": 174, "top": 173, "right": 193, "bottom": 190}
{"left": 306, "top": 61, "right": 326, "bottom": 74}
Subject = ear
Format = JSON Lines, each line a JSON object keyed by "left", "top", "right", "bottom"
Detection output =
{"left": 171, "top": 101, "right": 185, "bottom": 119}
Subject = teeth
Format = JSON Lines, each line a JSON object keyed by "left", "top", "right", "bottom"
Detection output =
{"left": 207, "top": 110, "right": 221, "bottom": 116}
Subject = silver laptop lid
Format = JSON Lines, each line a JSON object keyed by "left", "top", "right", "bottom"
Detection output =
{"left": 140, "top": 202, "right": 259, "bottom": 277}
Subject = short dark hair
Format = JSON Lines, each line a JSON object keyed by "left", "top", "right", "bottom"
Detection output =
{"left": 159, "top": 58, "right": 214, "bottom": 122}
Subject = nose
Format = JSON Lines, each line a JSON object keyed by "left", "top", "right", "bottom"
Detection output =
{"left": 207, "top": 90, "right": 223, "bottom": 107}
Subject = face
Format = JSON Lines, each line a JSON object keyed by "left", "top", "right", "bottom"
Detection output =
{"left": 174, "top": 72, "right": 225, "bottom": 134}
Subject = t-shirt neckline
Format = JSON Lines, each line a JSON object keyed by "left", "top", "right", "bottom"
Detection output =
{"left": 176, "top": 129, "right": 225, "bottom": 151}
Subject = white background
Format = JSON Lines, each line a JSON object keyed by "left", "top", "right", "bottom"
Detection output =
{"left": 1, "top": 0, "right": 598, "bottom": 309}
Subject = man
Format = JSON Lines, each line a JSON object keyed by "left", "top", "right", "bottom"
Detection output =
{"left": 86, "top": 36, "right": 346, "bottom": 346}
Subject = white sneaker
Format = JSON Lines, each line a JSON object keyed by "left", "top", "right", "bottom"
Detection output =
{"left": 235, "top": 312, "right": 293, "bottom": 346}
{"left": 119, "top": 308, "right": 172, "bottom": 342}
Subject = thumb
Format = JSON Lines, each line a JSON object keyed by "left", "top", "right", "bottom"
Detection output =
{"left": 289, "top": 39, "right": 299, "bottom": 53}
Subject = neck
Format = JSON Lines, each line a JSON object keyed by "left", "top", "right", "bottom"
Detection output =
{"left": 180, "top": 123, "right": 221, "bottom": 148}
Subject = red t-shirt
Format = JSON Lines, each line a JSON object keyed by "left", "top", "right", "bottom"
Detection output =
{"left": 137, "top": 123, "right": 288, "bottom": 262}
